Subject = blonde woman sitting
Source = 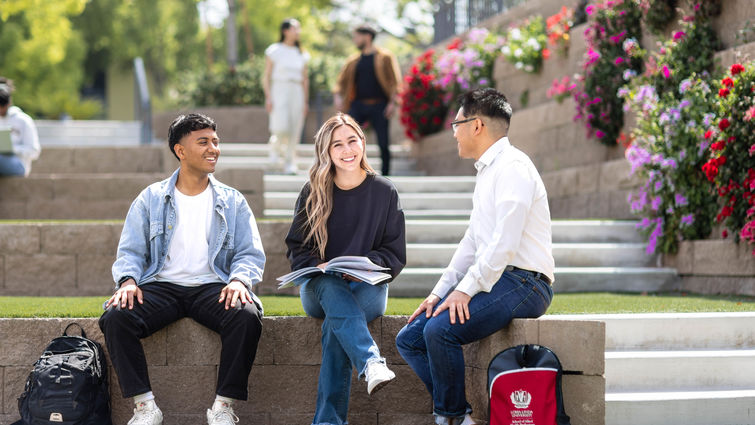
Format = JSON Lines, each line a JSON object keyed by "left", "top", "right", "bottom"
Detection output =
{"left": 285, "top": 113, "right": 406, "bottom": 425}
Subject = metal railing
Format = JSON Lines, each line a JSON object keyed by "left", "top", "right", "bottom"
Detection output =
{"left": 433, "top": 0, "right": 528, "bottom": 43}
{"left": 133, "top": 57, "right": 153, "bottom": 145}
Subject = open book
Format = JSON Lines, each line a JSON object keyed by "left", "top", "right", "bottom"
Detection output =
{"left": 277, "top": 256, "right": 391, "bottom": 289}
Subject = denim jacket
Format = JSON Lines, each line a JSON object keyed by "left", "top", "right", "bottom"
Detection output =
{"left": 112, "top": 168, "right": 266, "bottom": 299}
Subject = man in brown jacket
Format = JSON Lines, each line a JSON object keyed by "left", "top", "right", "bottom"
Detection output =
{"left": 334, "top": 24, "right": 401, "bottom": 176}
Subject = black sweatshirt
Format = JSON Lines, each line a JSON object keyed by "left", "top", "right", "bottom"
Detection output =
{"left": 285, "top": 174, "right": 406, "bottom": 281}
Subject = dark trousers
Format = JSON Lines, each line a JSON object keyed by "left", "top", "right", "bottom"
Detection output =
{"left": 98, "top": 282, "right": 263, "bottom": 400}
{"left": 349, "top": 100, "right": 391, "bottom": 175}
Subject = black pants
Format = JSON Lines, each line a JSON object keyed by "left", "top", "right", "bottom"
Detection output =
{"left": 98, "top": 282, "right": 263, "bottom": 400}
{"left": 349, "top": 100, "right": 391, "bottom": 175}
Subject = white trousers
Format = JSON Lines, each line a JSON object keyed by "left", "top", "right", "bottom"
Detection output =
{"left": 268, "top": 80, "right": 306, "bottom": 167}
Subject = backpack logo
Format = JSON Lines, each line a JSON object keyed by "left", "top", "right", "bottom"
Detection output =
{"left": 510, "top": 389, "right": 532, "bottom": 409}
{"left": 49, "top": 412, "right": 63, "bottom": 422}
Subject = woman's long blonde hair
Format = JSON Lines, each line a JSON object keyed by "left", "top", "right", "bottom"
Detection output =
{"left": 303, "top": 113, "right": 375, "bottom": 258}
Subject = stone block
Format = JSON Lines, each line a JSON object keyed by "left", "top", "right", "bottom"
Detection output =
{"left": 0, "top": 202, "right": 26, "bottom": 220}
{"left": 257, "top": 221, "right": 293, "bottom": 253}
{"left": 465, "top": 365, "right": 490, "bottom": 418}
{"left": 0, "top": 414, "right": 22, "bottom": 425}
{"left": 241, "top": 364, "right": 320, "bottom": 414}
{"left": 0, "top": 178, "right": 53, "bottom": 201}
{"left": 664, "top": 241, "right": 694, "bottom": 275}
{"left": 4, "top": 255, "right": 76, "bottom": 296}
{"left": 378, "top": 413, "right": 432, "bottom": 425}
{"left": 679, "top": 276, "right": 755, "bottom": 297}
{"left": 259, "top": 254, "right": 292, "bottom": 295}
{"left": 562, "top": 374, "right": 605, "bottom": 425}
{"left": 41, "top": 224, "right": 118, "bottom": 255}
{"left": 692, "top": 240, "right": 755, "bottom": 276}
{"left": 380, "top": 316, "right": 408, "bottom": 365}
{"left": 52, "top": 175, "right": 153, "bottom": 201}
{"left": 349, "top": 365, "right": 432, "bottom": 415}
{"left": 165, "top": 319, "right": 221, "bottom": 366}
{"left": 76, "top": 254, "right": 117, "bottom": 295}
{"left": 2, "top": 367, "right": 27, "bottom": 417}
{"left": 598, "top": 160, "right": 639, "bottom": 192}
{"left": 469, "top": 319, "right": 540, "bottom": 369}
{"left": 23, "top": 200, "right": 132, "bottom": 220}
{"left": 269, "top": 317, "right": 323, "bottom": 365}
{"left": 0, "top": 225, "right": 41, "bottom": 255}
{"left": 70, "top": 147, "right": 164, "bottom": 174}
{"left": 255, "top": 317, "right": 275, "bottom": 366}
{"left": 538, "top": 319, "right": 605, "bottom": 375}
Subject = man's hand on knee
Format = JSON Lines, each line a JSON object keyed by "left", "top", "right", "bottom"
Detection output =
{"left": 407, "top": 294, "right": 440, "bottom": 324}
{"left": 433, "top": 290, "right": 471, "bottom": 325}
{"left": 105, "top": 279, "right": 143, "bottom": 310}
{"left": 219, "top": 280, "right": 253, "bottom": 310}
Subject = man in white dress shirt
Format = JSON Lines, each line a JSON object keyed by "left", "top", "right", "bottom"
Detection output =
{"left": 396, "top": 88, "right": 555, "bottom": 425}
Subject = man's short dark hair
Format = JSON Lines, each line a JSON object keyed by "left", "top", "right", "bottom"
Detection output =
{"left": 354, "top": 24, "right": 377, "bottom": 40}
{"left": 168, "top": 113, "right": 217, "bottom": 160}
{"left": 458, "top": 88, "right": 513, "bottom": 127}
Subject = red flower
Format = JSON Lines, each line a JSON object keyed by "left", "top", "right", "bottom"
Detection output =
{"left": 447, "top": 38, "right": 462, "bottom": 50}
{"left": 704, "top": 130, "right": 713, "bottom": 139}
{"left": 702, "top": 159, "right": 719, "bottom": 181}
{"left": 711, "top": 141, "right": 726, "bottom": 151}
{"left": 722, "top": 229, "right": 729, "bottom": 238}
{"left": 543, "top": 48, "right": 551, "bottom": 60}
{"left": 718, "top": 118, "right": 730, "bottom": 131}
{"left": 719, "top": 88, "right": 730, "bottom": 97}
{"left": 731, "top": 63, "right": 745, "bottom": 75}
{"left": 721, "top": 77, "right": 734, "bottom": 88}
{"left": 717, "top": 155, "right": 727, "bottom": 166}
{"left": 410, "top": 65, "right": 419, "bottom": 75}
{"left": 432, "top": 116, "right": 442, "bottom": 125}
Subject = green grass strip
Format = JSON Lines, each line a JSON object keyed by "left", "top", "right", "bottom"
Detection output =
{"left": 1, "top": 292, "right": 754, "bottom": 318}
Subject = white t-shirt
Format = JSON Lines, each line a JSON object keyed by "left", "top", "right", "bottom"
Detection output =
{"left": 156, "top": 184, "right": 220, "bottom": 286}
{"left": 265, "top": 42, "right": 310, "bottom": 83}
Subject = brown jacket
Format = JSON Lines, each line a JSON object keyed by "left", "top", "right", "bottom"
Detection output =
{"left": 334, "top": 47, "right": 402, "bottom": 112}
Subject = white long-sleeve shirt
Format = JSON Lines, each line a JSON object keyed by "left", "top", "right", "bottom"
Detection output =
{"left": 431, "top": 136, "right": 555, "bottom": 299}
{"left": 0, "top": 106, "right": 40, "bottom": 176}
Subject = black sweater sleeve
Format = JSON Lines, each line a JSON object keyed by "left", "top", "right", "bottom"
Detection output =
{"left": 365, "top": 186, "right": 406, "bottom": 280}
{"left": 285, "top": 185, "right": 322, "bottom": 271}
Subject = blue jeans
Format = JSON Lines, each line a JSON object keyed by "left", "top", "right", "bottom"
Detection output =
{"left": 395, "top": 268, "right": 553, "bottom": 419}
{"left": 300, "top": 273, "right": 389, "bottom": 425}
{"left": 0, "top": 154, "right": 26, "bottom": 176}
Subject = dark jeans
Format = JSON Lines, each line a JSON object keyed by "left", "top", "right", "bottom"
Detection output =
{"left": 98, "top": 282, "right": 263, "bottom": 400}
{"left": 348, "top": 100, "right": 390, "bottom": 175}
{"left": 395, "top": 268, "right": 553, "bottom": 419}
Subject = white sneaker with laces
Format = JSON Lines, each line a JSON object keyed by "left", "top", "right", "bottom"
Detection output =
{"left": 460, "top": 414, "right": 478, "bottom": 425}
{"left": 206, "top": 401, "right": 240, "bottom": 425}
{"left": 365, "top": 360, "right": 396, "bottom": 395}
{"left": 127, "top": 400, "right": 163, "bottom": 425}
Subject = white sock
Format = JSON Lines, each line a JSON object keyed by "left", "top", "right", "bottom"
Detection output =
{"left": 212, "top": 395, "right": 234, "bottom": 410}
{"left": 134, "top": 391, "right": 155, "bottom": 406}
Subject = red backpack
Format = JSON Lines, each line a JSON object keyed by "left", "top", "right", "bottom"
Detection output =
{"left": 487, "top": 344, "right": 571, "bottom": 425}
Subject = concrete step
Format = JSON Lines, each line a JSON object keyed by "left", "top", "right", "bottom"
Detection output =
{"left": 605, "top": 390, "right": 755, "bottom": 425}
{"left": 265, "top": 191, "right": 472, "bottom": 211}
{"left": 221, "top": 143, "right": 411, "bottom": 158}
{"left": 264, "top": 208, "right": 473, "bottom": 220}
{"left": 404, "top": 219, "right": 644, "bottom": 244}
{"left": 216, "top": 156, "right": 421, "bottom": 175}
{"left": 264, "top": 175, "right": 477, "bottom": 193}
{"left": 389, "top": 267, "right": 678, "bottom": 297}
{"left": 406, "top": 243, "right": 659, "bottom": 268}
{"left": 36, "top": 120, "right": 142, "bottom": 146}
{"left": 563, "top": 313, "right": 755, "bottom": 351}
{"left": 606, "top": 350, "right": 755, "bottom": 392}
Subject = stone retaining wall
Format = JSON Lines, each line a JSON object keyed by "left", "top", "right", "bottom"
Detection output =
{"left": 0, "top": 316, "right": 605, "bottom": 425}
{"left": 663, "top": 240, "right": 755, "bottom": 296}
{"left": 0, "top": 220, "right": 290, "bottom": 297}
{"left": 0, "top": 169, "right": 264, "bottom": 220}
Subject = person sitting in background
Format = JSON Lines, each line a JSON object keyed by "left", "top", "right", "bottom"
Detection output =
{"left": 0, "top": 78, "right": 40, "bottom": 177}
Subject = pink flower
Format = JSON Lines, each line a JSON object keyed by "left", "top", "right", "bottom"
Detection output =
{"left": 749, "top": 145, "right": 755, "bottom": 156}
{"left": 673, "top": 31, "right": 686, "bottom": 41}
{"left": 615, "top": 57, "right": 624, "bottom": 65}
{"left": 586, "top": 4, "right": 596, "bottom": 15}
{"left": 595, "top": 130, "right": 606, "bottom": 139}
{"left": 744, "top": 106, "right": 755, "bottom": 121}
{"left": 662, "top": 65, "right": 671, "bottom": 79}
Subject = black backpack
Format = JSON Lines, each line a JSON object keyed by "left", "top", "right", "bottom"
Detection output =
{"left": 15, "top": 323, "right": 112, "bottom": 425}
{"left": 487, "top": 344, "right": 571, "bottom": 425}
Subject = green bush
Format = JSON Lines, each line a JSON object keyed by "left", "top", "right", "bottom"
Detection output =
{"left": 173, "top": 57, "right": 267, "bottom": 107}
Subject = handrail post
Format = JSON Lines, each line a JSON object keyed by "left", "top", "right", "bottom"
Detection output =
{"left": 133, "top": 57, "right": 152, "bottom": 145}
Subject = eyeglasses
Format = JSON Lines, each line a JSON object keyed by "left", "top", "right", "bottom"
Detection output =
{"left": 450, "top": 117, "right": 478, "bottom": 131}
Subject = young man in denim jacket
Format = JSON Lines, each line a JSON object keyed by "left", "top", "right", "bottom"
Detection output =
{"left": 99, "top": 114, "right": 265, "bottom": 425}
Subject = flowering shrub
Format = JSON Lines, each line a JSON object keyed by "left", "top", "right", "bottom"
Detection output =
{"left": 399, "top": 50, "right": 449, "bottom": 141}
{"left": 704, "top": 63, "right": 755, "bottom": 254}
{"left": 435, "top": 29, "right": 504, "bottom": 100}
{"left": 547, "top": 76, "right": 577, "bottom": 104}
{"left": 546, "top": 6, "right": 574, "bottom": 56}
{"left": 501, "top": 16, "right": 549, "bottom": 73}
{"left": 574, "top": 0, "right": 644, "bottom": 145}
{"left": 623, "top": 76, "right": 718, "bottom": 254}
{"left": 639, "top": 0, "right": 677, "bottom": 33}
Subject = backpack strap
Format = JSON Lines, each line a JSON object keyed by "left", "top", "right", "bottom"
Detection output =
{"left": 63, "top": 322, "right": 87, "bottom": 338}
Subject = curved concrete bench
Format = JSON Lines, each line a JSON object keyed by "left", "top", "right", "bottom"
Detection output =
{"left": 0, "top": 316, "right": 604, "bottom": 425}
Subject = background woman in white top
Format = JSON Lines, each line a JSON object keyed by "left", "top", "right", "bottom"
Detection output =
{"left": 263, "top": 18, "right": 309, "bottom": 175}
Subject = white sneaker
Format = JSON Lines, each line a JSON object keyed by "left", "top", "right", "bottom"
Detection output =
{"left": 284, "top": 162, "right": 298, "bottom": 175}
{"left": 127, "top": 400, "right": 163, "bottom": 425}
{"left": 460, "top": 414, "right": 478, "bottom": 425}
{"left": 365, "top": 360, "right": 396, "bottom": 395}
{"left": 206, "top": 401, "right": 239, "bottom": 425}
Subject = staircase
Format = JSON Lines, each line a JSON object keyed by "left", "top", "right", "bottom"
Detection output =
{"left": 558, "top": 313, "right": 755, "bottom": 425}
